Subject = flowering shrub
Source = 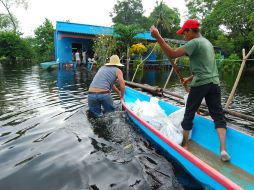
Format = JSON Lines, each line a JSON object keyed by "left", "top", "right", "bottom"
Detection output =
{"left": 129, "top": 43, "right": 147, "bottom": 56}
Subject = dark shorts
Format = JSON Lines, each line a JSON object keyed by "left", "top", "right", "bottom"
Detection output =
{"left": 181, "top": 83, "right": 226, "bottom": 131}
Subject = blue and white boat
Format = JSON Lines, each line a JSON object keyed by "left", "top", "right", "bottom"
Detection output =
{"left": 40, "top": 60, "right": 59, "bottom": 70}
{"left": 122, "top": 87, "right": 254, "bottom": 190}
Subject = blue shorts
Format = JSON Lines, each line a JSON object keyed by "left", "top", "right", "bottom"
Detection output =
{"left": 88, "top": 93, "right": 115, "bottom": 117}
{"left": 181, "top": 83, "right": 226, "bottom": 130}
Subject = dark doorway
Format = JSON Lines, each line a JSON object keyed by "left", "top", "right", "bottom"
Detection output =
{"left": 72, "top": 43, "right": 82, "bottom": 52}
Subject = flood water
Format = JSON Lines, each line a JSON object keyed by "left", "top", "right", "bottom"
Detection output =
{"left": 0, "top": 63, "right": 253, "bottom": 190}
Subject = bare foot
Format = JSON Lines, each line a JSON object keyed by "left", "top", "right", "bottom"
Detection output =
{"left": 220, "top": 150, "right": 230, "bottom": 162}
{"left": 182, "top": 145, "right": 188, "bottom": 150}
{"left": 181, "top": 140, "right": 188, "bottom": 150}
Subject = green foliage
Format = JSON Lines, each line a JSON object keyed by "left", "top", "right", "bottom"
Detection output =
{"left": 201, "top": 16, "right": 222, "bottom": 43}
{"left": 250, "top": 12, "right": 254, "bottom": 44}
{"left": 148, "top": 1, "right": 180, "bottom": 38}
{"left": 147, "top": 42, "right": 164, "bottom": 61}
{"left": 215, "top": 53, "right": 223, "bottom": 64}
{"left": 213, "top": 0, "right": 253, "bottom": 53}
{"left": 219, "top": 53, "right": 241, "bottom": 73}
{"left": 133, "top": 59, "right": 144, "bottom": 72}
{"left": 213, "top": 34, "right": 235, "bottom": 56}
{"left": 185, "top": 0, "right": 218, "bottom": 20}
{"left": 34, "top": 18, "right": 54, "bottom": 62}
{"left": 179, "top": 56, "right": 189, "bottom": 67}
{"left": 110, "top": 0, "right": 145, "bottom": 26}
{"left": 0, "top": 13, "right": 16, "bottom": 32}
{"left": 0, "top": 0, "right": 28, "bottom": 32}
{"left": 199, "top": 0, "right": 254, "bottom": 55}
{"left": 113, "top": 23, "right": 144, "bottom": 54}
{"left": 0, "top": 31, "right": 34, "bottom": 63}
{"left": 93, "top": 35, "right": 117, "bottom": 67}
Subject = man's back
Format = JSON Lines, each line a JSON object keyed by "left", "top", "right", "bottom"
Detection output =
{"left": 89, "top": 66, "right": 118, "bottom": 91}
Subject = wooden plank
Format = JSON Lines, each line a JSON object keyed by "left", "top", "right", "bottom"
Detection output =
{"left": 188, "top": 141, "right": 254, "bottom": 189}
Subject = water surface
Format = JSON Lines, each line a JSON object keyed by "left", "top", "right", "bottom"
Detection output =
{"left": 0, "top": 63, "right": 253, "bottom": 190}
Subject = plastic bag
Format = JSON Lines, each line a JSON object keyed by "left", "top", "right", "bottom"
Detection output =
{"left": 159, "top": 120, "right": 183, "bottom": 145}
{"left": 168, "top": 107, "right": 185, "bottom": 129}
{"left": 130, "top": 98, "right": 185, "bottom": 144}
{"left": 131, "top": 98, "right": 167, "bottom": 131}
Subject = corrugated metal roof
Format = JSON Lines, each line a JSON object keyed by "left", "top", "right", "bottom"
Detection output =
{"left": 56, "top": 21, "right": 113, "bottom": 36}
{"left": 56, "top": 21, "right": 155, "bottom": 41}
{"left": 136, "top": 31, "right": 155, "bottom": 41}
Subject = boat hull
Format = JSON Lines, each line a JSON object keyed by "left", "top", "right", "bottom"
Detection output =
{"left": 40, "top": 61, "right": 58, "bottom": 69}
{"left": 122, "top": 87, "right": 254, "bottom": 189}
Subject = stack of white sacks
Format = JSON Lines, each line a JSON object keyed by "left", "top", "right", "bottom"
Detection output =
{"left": 128, "top": 97, "right": 186, "bottom": 145}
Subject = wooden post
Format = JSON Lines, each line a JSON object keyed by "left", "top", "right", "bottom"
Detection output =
{"left": 225, "top": 45, "right": 254, "bottom": 109}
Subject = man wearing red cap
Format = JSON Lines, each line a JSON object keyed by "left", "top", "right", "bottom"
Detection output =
{"left": 150, "top": 19, "right": 230, "bottom": 161}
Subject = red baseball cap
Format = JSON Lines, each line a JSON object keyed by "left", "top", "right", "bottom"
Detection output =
{"left": 176, "top": 19, "right": 200, "bottom": 34}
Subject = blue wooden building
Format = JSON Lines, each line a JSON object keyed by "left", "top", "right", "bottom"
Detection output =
{"left": 54, "top": 21, "right": 155, "bottom": 67}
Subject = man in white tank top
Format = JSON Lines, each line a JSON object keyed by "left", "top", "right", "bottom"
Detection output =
{"left": 75, "top": 51, "right": 81, "bottom": 65}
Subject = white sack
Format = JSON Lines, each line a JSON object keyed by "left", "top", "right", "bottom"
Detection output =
{"left": 129, "top": 98, "right": 185, "bottom": 144}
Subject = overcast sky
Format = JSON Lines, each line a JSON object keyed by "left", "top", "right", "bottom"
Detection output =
{"left": 1, "top": 0, "right": 188, "bottom": 37}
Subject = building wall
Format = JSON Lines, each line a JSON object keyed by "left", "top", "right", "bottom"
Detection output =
{"left": 55, "top": 31, "right": 94, "bottom": 64}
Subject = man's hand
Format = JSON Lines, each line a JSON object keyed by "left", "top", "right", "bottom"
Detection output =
{"left": 181, "top": 76, "right": 193, "bottom": 86}
{"left": 150, "top": 25, "right": 160, "bottom": 38}
{"left": 181, "top": 77, "right": 188, "bottom": 86}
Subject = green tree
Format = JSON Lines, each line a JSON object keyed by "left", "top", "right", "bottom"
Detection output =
{"left": 113, "top": 23, "right": 144, "bottom": 53}
{"left": 219, "top": 53, "right": 241, "bottom": 73}
{"left": 185, "top": 0, "right": 218, "bottom": 20}
{"left": 185, "top": 0, "right": 220, "bottom": 44}
{"left": 214, "top": 34, "right": 235, "bottom": 56}
{"left": 250, "top": 12, "right": 254, "bottom": 44}
{"left": 34, "top": 18, "right": 55, "bottom": 62}
{"left": 0, "top": 13, "right": 17, "bottom": 31}
{"left": 200, "top": 15, "right": 222, "bottom": 43}
{"left": 0, "top": 0, "right": 28, "bottom": 32}
{"left": 113, "top": 23, "right": 144, "bottom": 76}
{"left": 110, "top": 0, "right": 145, "bottom": 26}
{"left": 0, "top": 31, "right": 34, "bottom": 63}
{"left": 148, "top": 1, "right": 180, "bottom": 38}
{"left": 93, "top": 36, "right": 117, "bottom": 67}
{"left": 204, "top": 0, "right": 254, "bottom": 54}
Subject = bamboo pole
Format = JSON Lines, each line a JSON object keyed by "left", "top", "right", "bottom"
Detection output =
{"left": 131, "top": 58, "right": 143, "bottom": 82}
{"left": 131, "top": 44, "right": 157, "bottom": 82}
{"left": 225, "top": 45, "right": 254, "bottom": 109}
{"left": 165, "top": 55, "right": 189, "bottom": 92}
{"left": 163, "top": 58, "right": 177, "bottom": 90}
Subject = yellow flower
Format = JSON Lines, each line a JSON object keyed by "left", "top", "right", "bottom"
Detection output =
{"left": 129, "top": 43, "right": 147, "bottom": 55}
